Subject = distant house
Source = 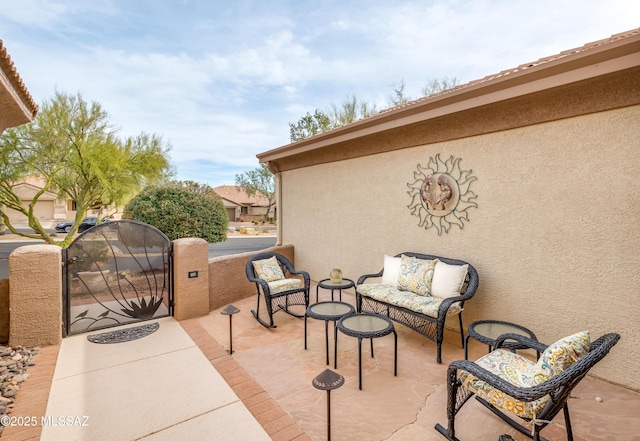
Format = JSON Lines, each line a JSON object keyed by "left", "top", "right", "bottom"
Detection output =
{"left": 3, "top": 175, "right": 117, "bottom": 226}
{"left": 213, "top": 185, "right": 275, "bottom": 222}
{"left": 6, "top": 176, "right": 67, "bottom": 223}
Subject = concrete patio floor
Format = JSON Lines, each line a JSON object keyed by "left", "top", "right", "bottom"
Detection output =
{"left": 4, "top": 284, "right": 640, "bottom": 440}
{"left": 196, "top": 288, "right": 640, "bottom": 441}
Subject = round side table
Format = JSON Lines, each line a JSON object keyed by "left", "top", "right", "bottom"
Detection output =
{"left": 305, "top": 301, "right": 355, "bottom": 367}
{"left": 315, "top": 278, "right": 355, "bottom": 303}
{"left": 336, "top": 313, "right": 397, "bottom": 390}
{"left": 465, "top": 320, "right": 538, "bottom": 360}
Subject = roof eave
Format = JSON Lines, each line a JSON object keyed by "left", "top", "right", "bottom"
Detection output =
{"left": 0, "top": 40, "right": 39, "bottom": 132}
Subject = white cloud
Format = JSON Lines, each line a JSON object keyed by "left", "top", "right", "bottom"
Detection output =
{"left": 1, "top": 0, "right": 638, "bottom": 186}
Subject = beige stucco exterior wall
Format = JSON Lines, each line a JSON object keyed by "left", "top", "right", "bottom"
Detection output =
{"left": 173, "top": 238, "right": 210, "bottom": 320}
{"left": 0, "top": 279, "right": 9, "bottom": 342}
{"left": 8, "top": 245, "right": 62, "bottom": 346}
{"left": 279, "top": 105, "right": 639, "bottom": 391}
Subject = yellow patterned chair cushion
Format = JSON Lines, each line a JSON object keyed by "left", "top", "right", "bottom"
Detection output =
{"left": 459, "top": 331, "right": 590, "bottom": 419}
{"left": 356, "top": 284, "right": 462, "bottom": 318}
{"left": 252, "top": 256, "right": 285, "bottom": 282}
{"left": 397, "top": 255, "right": 437, "bottom": 296}
{"left": 267, "top": 278, "right": 303, "bottom": 294}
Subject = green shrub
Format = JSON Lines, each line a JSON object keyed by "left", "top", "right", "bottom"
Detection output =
{"left": 123, "top": 184, "right": 228, "bottom": 243}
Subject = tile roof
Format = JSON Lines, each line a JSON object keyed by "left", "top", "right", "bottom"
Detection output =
{"left": 379, "top": 27, "right": 640, "bottom": 115}
{"left": 213, "top": 185, "right": 270, "bottom": 206}
{"left": 0, "top": 39, "right": 38, "bottom": 117}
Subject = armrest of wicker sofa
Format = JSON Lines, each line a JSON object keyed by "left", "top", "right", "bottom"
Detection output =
{"left": 357, "top": 270, "right": 383, "bottom": 285}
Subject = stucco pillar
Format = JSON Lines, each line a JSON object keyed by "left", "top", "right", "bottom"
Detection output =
{"left": 0, "top": 279, "right": 9, "bottom": 343}
{"left": 173, "top": 238, "right": 210, "bottom": 320}
{"left": 9, "top": 244, "right": 62, "bottom": 346}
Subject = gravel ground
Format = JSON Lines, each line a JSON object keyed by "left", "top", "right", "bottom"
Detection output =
{"left": 0, "top": 345, "right": 38, "bottom": 435}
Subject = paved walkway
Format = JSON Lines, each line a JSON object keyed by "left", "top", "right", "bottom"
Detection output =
{"left": 3, "top": 317, "right": 306, "bottom": 441}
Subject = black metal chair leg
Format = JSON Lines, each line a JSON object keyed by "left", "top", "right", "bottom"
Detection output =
{"left": 251, "top": 291, "right": 277, "bottom": 328}
{"left": 251, "top": 309, "right": 277, "bottom": 328}
{"left": 304, "top": 314, "right": 308, "bottom": 350}
{"left": 563, "top": 403, "right": 573, "bottom": 441}
{"left": 464, "top": 334, "right": 470, "bottom": 360}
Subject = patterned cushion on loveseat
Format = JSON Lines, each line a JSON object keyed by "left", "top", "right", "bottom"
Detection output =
{"left": 356, "top": 284, "right": 462, "bottom": 318}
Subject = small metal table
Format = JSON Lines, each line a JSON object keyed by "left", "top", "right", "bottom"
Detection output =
{"left": 336, "top": 313, "right": 397, "bottom": 390}
{"left": 465, "top": 320, "right": 538, "bottom": 360}
{"left": 315, "top": 278, "right": 355, "bottom": 303}
{"left": 305, "top": 301, "right": 355, "bottom": 367}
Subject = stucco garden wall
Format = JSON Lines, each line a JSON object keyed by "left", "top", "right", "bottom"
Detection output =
{"left": 0, "top": 279, "right": 9, "bottom": 342}
{"left": 278, "top": 105, "right": 640, "bottom": 391}
{"left": 208, "top": 244, "right": 294, "bottom": 311}
{"left": 0, "top": 241, "right": 292, "bottom": 346}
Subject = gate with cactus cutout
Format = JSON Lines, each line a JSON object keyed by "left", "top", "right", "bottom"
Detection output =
{"left": 63, "top": 220, "right": 173, "bottom": 336}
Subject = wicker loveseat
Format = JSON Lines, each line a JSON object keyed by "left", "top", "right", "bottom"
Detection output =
{"left": 356, "top": 252, "right": 479, "bottom": 363}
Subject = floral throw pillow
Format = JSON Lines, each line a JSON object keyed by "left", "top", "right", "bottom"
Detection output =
{"left": 534, "top": 331, "right": 590, "bottom": 378}
{"left": 397, "top": 255, "right": 437, "bottom": 296}
{"left": 252, "top": 256, "right": 285, "bottom": 282}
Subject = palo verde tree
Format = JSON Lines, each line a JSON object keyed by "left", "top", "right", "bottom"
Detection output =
{"left": 235, "top": 163, "right": 275, "bottom": 223}
{"left": 289, "top": 77, "right": 460, "bottom": 141}
{"left": 289, "top": 95, "right": 378, "bottom": 142}
{"left": 289, "top": 110, "right": 332, "bottom": 142}
{"left": 0, "top": 91, "right": 171, "bottom": 247}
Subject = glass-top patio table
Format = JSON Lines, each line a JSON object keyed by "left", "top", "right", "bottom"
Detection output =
{"left": 464, "top": 319, "right": 539, "bottom": 360}
{"left": 336, "top": 313, "right": 397, "bottom": 390}
{"left": 304, "top": 301, "right": 355, "bottom": 367}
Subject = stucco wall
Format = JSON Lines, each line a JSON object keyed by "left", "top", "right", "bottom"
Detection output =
{"left": 279, "top": 105, "right": 640, "bottom": 391}
{"left": 173, "top": 238, "right": 210, "bottom": 320}
{"left": 208, "top": 244, "right": 294, "bottom": 311}
{"left": 8, "top": 245, "right": 62, "bottom": 347}
{"left": 0, "top": 279, "right": 8, "bottom": 342}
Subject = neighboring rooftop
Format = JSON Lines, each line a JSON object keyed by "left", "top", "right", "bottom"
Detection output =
{"left": 213, "top": 185, "right": 270, "bottom": 207}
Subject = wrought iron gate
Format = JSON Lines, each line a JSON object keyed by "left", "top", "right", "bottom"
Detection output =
{"left": 63, "top": 220, "right": 173, "bottom": 336}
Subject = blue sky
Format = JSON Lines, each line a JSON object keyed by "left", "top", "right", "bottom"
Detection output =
{"left": 2, "top": 1, "right": 638, "bottom": 188}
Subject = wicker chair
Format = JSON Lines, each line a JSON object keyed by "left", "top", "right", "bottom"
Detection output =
{"left": 435, "top": 332, "right": 620, "bottom": 441}
{"left": 245, "top": 252, "right": 310, "bottom": 328}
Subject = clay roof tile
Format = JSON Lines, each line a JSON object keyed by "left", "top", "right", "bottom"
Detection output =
{"left": 0, "top": 39, "right": 39, "bottom": 118}
{"left": 378, "top": 27, "right": 640, "bottom": 115}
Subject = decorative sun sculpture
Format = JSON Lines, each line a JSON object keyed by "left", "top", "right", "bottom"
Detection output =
{"left": 407, "top": 154, "right": 478, "bottom": 235}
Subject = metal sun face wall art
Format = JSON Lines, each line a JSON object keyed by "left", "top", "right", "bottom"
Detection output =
{"left": 407, "top": 154, "right": 478, "bottom": 235}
